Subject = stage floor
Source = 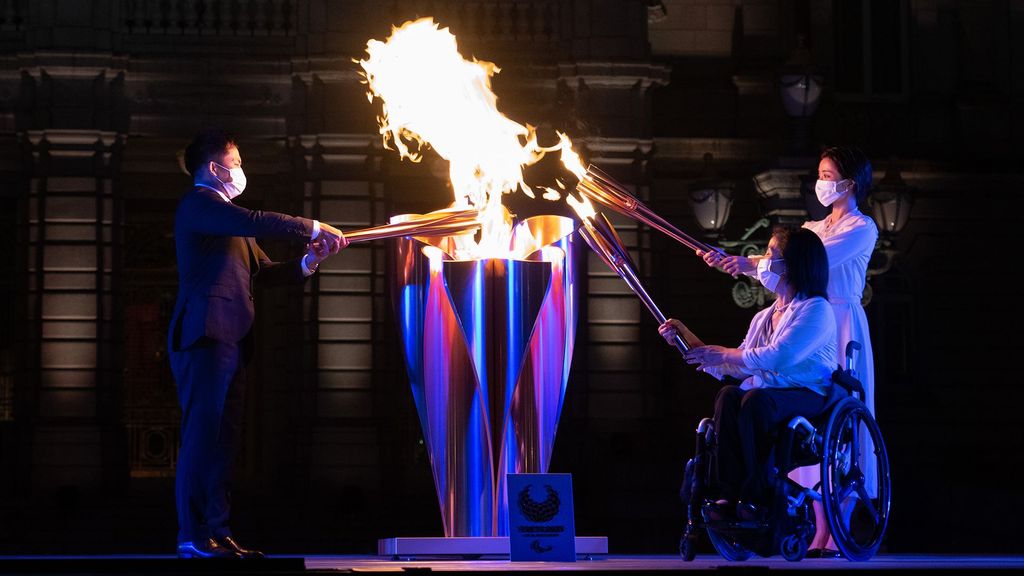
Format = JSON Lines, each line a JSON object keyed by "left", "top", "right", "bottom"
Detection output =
{"left": 2, "top": 554, "right": 1024, "bottom": 574}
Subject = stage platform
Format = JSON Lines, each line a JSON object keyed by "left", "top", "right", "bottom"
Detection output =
{"left": 2, "top": 554, "right": 1024, "bottom": 574}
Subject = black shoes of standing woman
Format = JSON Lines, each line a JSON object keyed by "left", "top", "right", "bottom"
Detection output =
{"left": 807, "top": 547, "right": 844, "bottom": 559}
{"left": 176, "top": 536, "right": 265, "bottom": 559}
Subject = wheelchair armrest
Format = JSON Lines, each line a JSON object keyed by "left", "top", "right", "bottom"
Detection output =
{"left": 831, "top": 367, "right": 865, "bottom": 397}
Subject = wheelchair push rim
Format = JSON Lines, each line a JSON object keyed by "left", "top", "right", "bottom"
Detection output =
{"left": 705, "top": 525, "right": 754, "bottom": 561}
{"left": 821, "top": 397, "right": 892, "bottom": 561}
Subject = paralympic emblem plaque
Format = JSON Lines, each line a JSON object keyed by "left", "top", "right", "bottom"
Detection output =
{"left": 507, "top": 473, "right": 576, "bottom": 562}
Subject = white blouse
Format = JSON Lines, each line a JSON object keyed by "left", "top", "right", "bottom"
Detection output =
{"left": 703, "top": 296, "right": 837, "bottom": 396}
{"left": 802, "top": 209, "right": 878, "bottom": 304}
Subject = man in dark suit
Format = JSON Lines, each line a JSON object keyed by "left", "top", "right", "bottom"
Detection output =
{"left": 168, "top": 129, "right": 346, "bottom": 559}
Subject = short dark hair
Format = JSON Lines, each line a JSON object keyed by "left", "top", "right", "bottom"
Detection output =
{"left": 820, "top": 146, "right": 872, "bottom": 204}
{"left": 184, "top": 129, "right": 237, "bottom": 177}
{"left": 775, "top": 226, "right": 829, "bottom": 300}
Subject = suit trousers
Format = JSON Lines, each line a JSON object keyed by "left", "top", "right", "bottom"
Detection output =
{"left": 169, "top": 336, "right": 248, "bottom": 543}
{"left": 713, "top": 384, "right": 829, "bottom": 505}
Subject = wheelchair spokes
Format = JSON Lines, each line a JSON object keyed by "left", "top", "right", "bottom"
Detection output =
{"left": 822, "top": 398, "right": 891, "bottom": 562}
{"left": 857, "top": 488, "right": 882, "bottom": 525}
{"left": 836, "top": 480, "right": 857, "bottom": 504}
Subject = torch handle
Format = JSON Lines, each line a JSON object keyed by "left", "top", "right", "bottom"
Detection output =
{"left": 669, "top": 333, "right": 689, "bottom": 356}
{"left": 577, "top": 213, "right": 691, "bottom": 355}
{"left": 576, "top": 173, "right": 720, "bottom": 255}
{"left": 341, "top": 214, "right": 479, "bottom": 243}
{"left": 616, "top": 263, "right": 690, "bottom": 354}
{"left": 637, "top": 206, "right": 722, "bottom": 255}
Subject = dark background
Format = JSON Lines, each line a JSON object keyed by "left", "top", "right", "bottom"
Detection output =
{"left": 0, "top": 0, "right": 1022, "bottom": 556}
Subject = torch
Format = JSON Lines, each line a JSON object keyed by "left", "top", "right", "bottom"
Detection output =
{"left": 575, "top": 165, "right": 723, "bottom": 255}
{"left": 569, "top": 195, "right": 691, "bottom": 355}
{"left": 340, "top": 207, "right": 480, "bottom": 243}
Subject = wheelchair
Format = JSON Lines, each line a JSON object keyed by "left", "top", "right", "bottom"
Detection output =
{"left": 679, "top": 342, "right": 891, "bottom": 562}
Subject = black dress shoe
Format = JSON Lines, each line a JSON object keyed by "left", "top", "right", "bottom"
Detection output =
{"left": 218, "top": 536, "right": 266, "bottom": 559}
{"left": 177, "top": 538, "right": 241, "bottom": 559}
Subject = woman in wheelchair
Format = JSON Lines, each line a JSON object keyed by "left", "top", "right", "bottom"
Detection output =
{"left": 660, "top": 227, "right": 836, "bottom": 521}
{"left": 661, "top": 227, "right": 890, "bottom": 562}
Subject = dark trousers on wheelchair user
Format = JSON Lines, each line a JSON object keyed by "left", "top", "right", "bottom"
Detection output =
{"left": 714, "top": 385, "right": 830, "bottom": 506}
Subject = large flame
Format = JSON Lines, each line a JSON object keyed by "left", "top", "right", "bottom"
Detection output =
{"left": 360, "top": 18, "right": 583, "bottom": 259}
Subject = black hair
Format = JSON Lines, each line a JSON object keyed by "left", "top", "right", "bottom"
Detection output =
{"left": 820, "top": 146, "right": 872, "bottom": 204}
{"left": 776, "top": 226, "right": 829, "bottom": 300}
{"left": 184, "top": 129, "right": 237, "bottom": 177}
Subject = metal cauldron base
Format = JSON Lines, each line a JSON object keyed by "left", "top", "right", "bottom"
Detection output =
{"left": 377, "top": 536, "right": 608, "bottom": 559}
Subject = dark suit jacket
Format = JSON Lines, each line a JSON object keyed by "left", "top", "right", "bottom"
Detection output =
{"left": 168, "top": 186, "right": 316, "bottom": 351}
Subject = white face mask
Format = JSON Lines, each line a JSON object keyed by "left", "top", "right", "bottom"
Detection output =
{"left": 213, "top": 162, "right": 247, "bottom": 200}
{"left": 815, "top": 178, "right": 853, "bottom": 207}
{"left": 756, "top": 258, "right": 785, "bottom": 293}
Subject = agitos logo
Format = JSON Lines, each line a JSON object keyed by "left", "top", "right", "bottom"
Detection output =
{"left": 517, "top": 484, "right": 560, "bottom": 523}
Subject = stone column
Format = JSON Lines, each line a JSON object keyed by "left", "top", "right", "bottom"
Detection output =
{"left": 21, "top": 129, "right": 125, "bottom": 498}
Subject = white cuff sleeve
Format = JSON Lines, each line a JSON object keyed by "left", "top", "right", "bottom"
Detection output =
{"left": 301, "top": 253, "right": 317, "bottom": 277}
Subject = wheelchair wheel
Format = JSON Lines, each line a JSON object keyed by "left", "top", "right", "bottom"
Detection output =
{"left": 706, "top": 527, "right": 753, "bottom": 561}
{"left": 820, "top": 397, "right": 892, "bottom": 562}
{"left": 779, "top": 533, "right": 807, "bottom": 562}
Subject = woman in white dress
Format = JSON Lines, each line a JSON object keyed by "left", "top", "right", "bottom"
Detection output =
{"left": 698, "top": 147, "right": 877, "bottom": 556}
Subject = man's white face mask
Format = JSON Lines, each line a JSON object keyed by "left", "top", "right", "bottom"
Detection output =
{"left": 814, "top": 178, "right": 853, "bottom": 207}
{"left": 213, "top": 162, "right": 247, "bottom": 200}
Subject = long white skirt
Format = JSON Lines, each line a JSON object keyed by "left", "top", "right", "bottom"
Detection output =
{"left": 789, "top": 300, "right": 876, "bottom": 498}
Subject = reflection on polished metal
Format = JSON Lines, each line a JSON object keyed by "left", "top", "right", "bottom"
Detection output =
{"left": 344, "top": 207, "right": 480, "bottom": 243}
{"left": 391, "top": 215, "right": 578, "bottom": 537}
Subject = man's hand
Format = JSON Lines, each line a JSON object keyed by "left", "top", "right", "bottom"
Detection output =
{"left": 304, "top": 239, "right": 331, "bottom": 271}
{"left": 317, "top": 223, "right": 348, "bottom": 253}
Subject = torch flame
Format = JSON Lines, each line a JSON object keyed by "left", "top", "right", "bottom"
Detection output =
{"left": 361, "top": 18, "right": 588, "bottom": 259}
{"left": 566, "top": 190, "right": 597, "bottom": 222}
{"left": 558, "top": 132, "right": 588, "bottom": 182}
{"left": 562, "top": 130, "right": 595, "bottom": 224}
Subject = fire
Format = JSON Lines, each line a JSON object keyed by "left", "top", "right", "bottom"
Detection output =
{"left": 557, "top": 132, "right": 588, "bottom": 182}
{"left": 566, "top": 190, "right": 597, "bottom": 223}
{"left": 359, "top": 18, "right": 585, "bottom": 259}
